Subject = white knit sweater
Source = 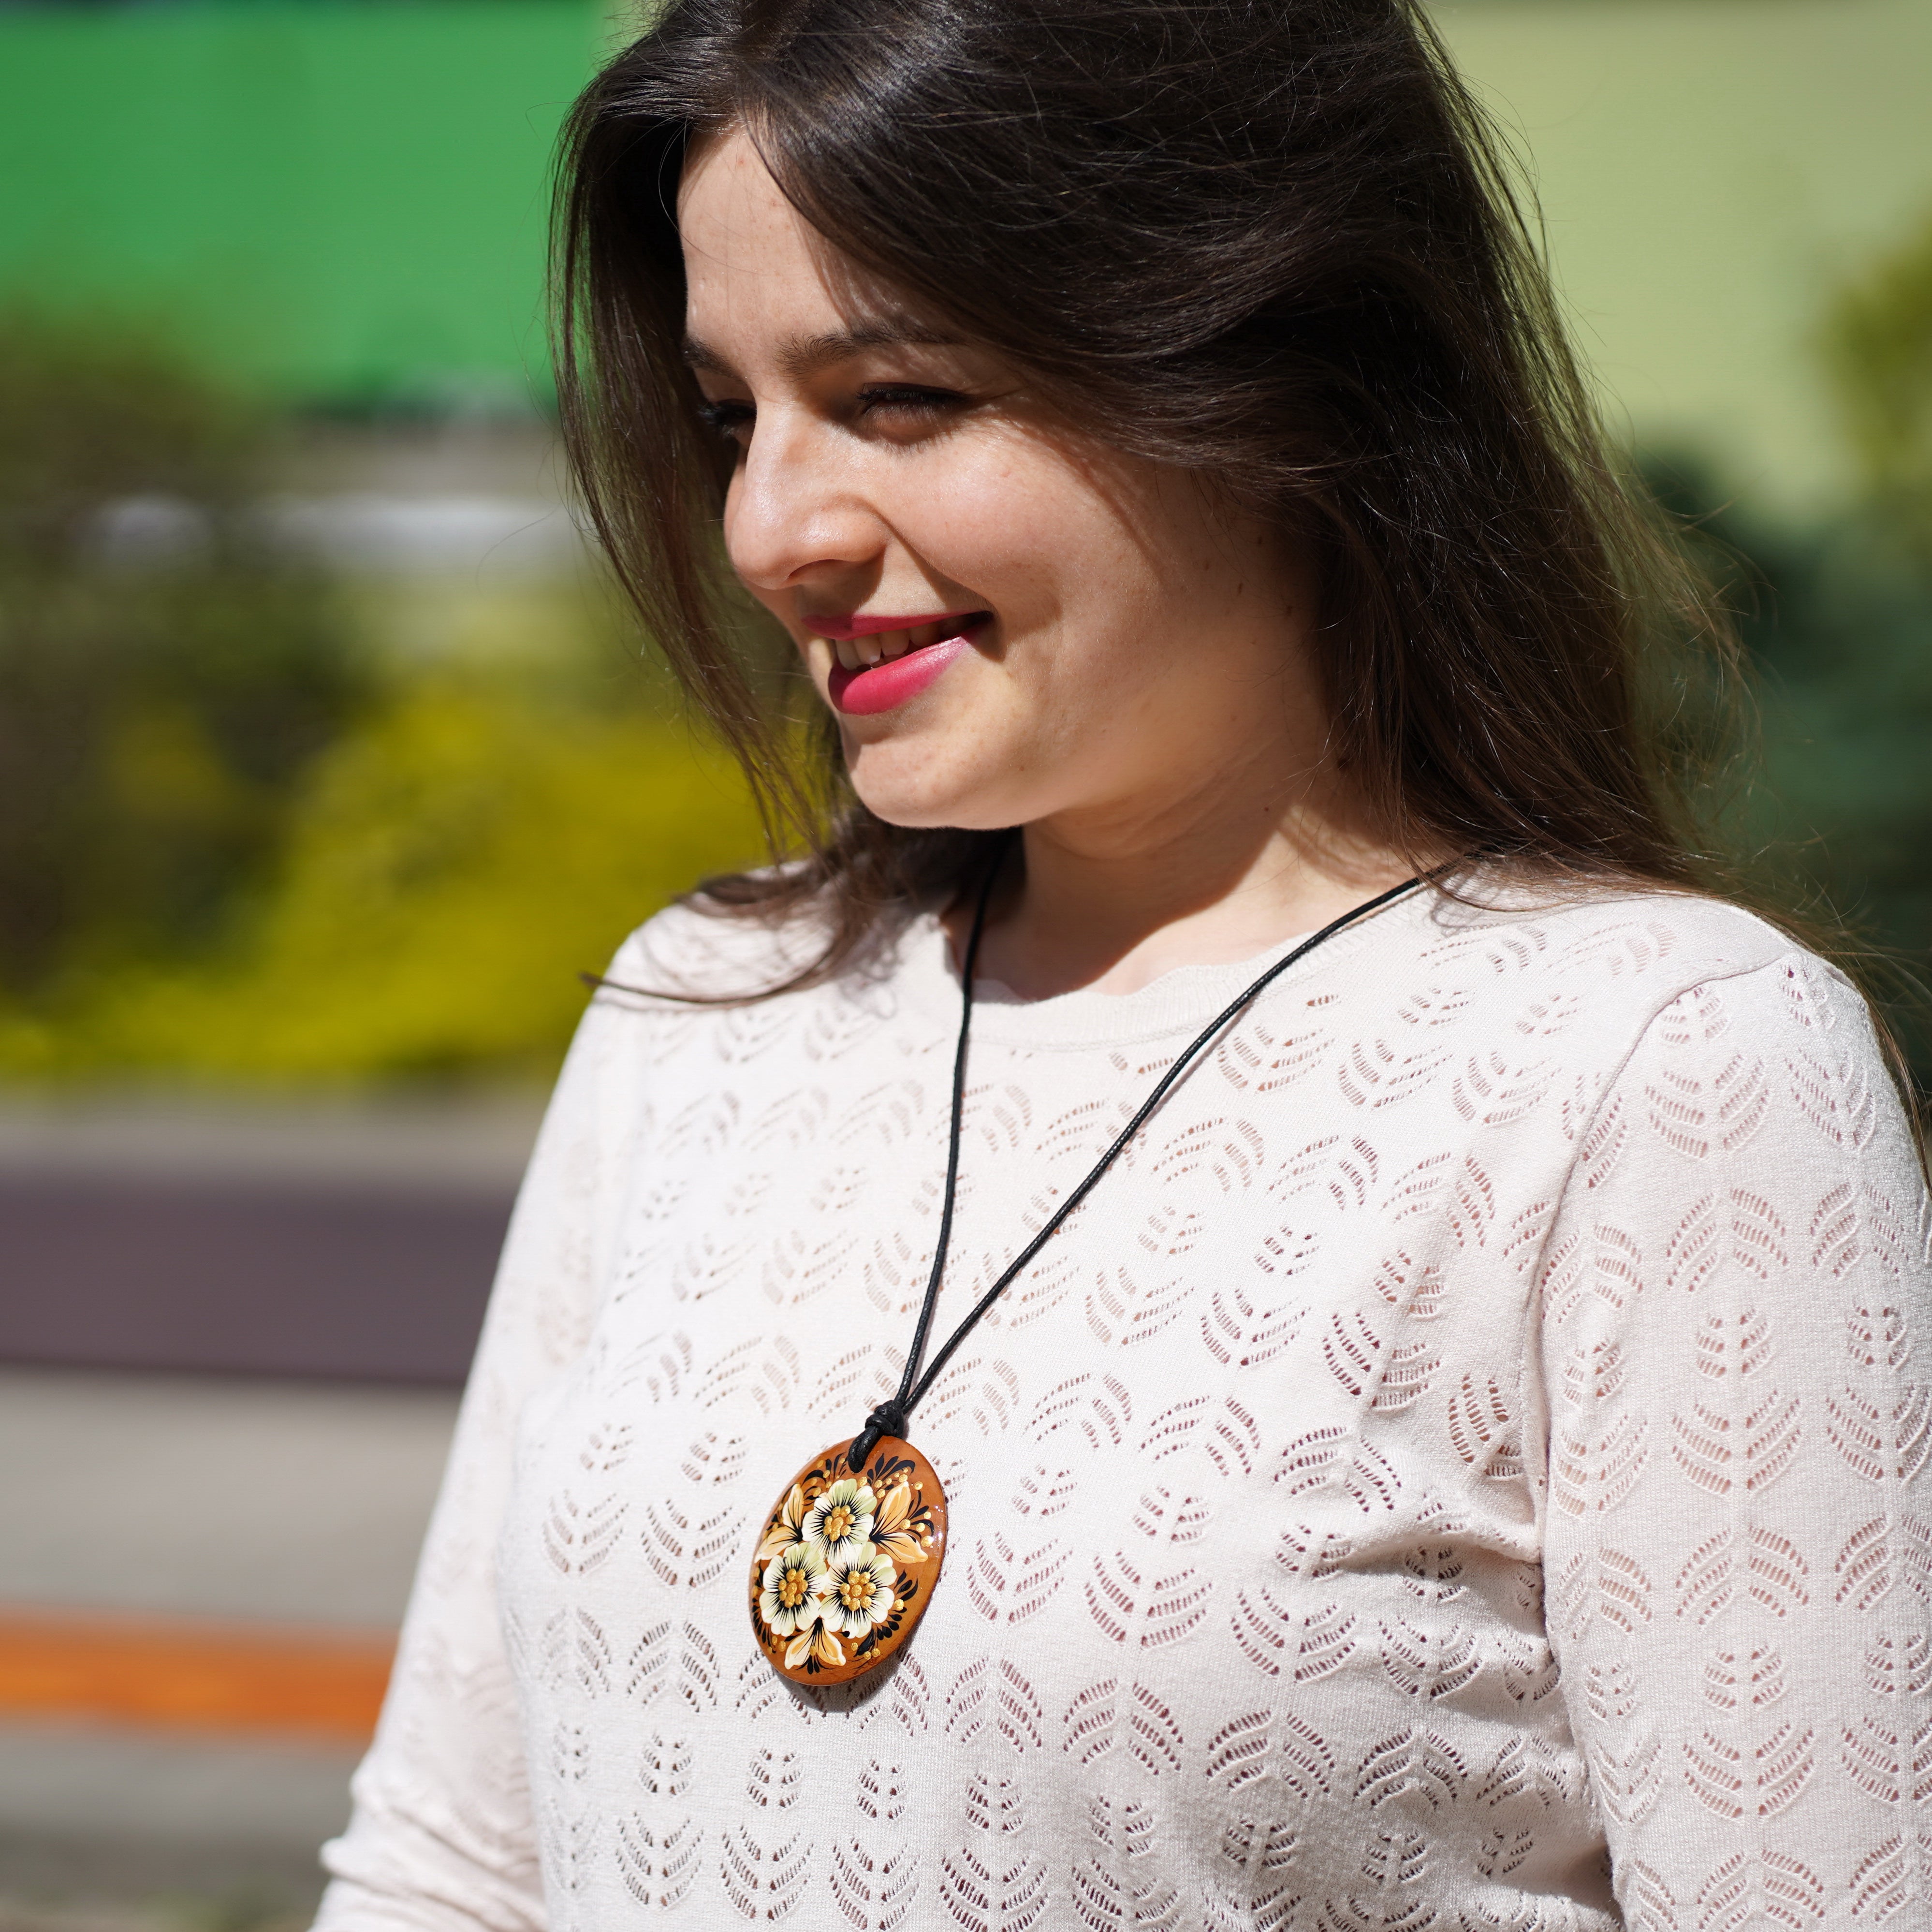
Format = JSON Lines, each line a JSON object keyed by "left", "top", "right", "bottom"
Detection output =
{"left": 317, "top": 881, "right": 1932, "bottom": 1932}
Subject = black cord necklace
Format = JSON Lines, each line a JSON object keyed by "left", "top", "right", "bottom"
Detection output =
{"left": 747, "top": 855, "right": 1425, "bottom": 1684}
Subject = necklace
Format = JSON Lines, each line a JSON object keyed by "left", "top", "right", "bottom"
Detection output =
{"left": 747, "top": 857, "right": 1425, "bottom": 1684}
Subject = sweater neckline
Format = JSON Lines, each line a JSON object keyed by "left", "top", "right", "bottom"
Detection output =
{"left": 892, "top": 881, "right": 1442, "bottom": 1052}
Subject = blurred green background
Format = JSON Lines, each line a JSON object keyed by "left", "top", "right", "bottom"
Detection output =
{"left": 1, "top": 0, "right": 1929, "bottom": 1088}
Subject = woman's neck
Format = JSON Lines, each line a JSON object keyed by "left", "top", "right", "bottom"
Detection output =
{"left": 953, "top": 770, "right": 1415, "bottom": 1002}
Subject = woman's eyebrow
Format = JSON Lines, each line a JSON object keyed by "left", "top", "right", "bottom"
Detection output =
{"left": 680, "top": 319, "right": 962, "bottom": 381}
{"left": 779, "top": 320, "right": 962, "bottom": 379}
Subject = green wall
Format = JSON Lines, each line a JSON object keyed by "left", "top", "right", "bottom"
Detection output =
{"left": 3, "top": 0, "right": 1930, "bottom": 503}
{"left": 0, "top": 0, "right": 605, "bottom": 404}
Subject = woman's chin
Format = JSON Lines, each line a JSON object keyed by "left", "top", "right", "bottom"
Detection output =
{"left": 853, "top": 794, "right": 1012, "bottom": 834}
{"left": 847, "top": 764, "right": 1030, "bottom": 836}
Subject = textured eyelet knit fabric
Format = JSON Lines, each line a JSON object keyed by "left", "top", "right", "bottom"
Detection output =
{"left": 317, "top": 882, "right": 1932, "bottom": 1932}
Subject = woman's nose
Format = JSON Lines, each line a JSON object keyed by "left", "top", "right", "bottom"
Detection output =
{"left": 724, "top": 411, "right": 880, "bottom": 593}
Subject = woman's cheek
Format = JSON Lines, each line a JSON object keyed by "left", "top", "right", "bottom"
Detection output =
{"left": 895, "top": 442, "right": 1085, "bottom": 596}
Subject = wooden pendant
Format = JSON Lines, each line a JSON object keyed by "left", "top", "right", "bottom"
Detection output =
{"left": 747, "top": 1435, "right": 948, "bottom": 1686}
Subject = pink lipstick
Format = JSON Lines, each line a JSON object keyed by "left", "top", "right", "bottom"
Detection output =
{"left": 807, "top": 610, "right": 989, "bottom": 717}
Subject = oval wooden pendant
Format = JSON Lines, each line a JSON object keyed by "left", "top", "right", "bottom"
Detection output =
{"left": 747, "top": 1435, "right": 948, "bottom": 1686}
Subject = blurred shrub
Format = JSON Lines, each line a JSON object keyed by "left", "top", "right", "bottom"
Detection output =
{"left": 1649, "top": 456, "right": 1932, "bottom": 916}
{"left": 0, "top": 314, "right": 764, "bottom": 1084}
{"left": 0, "top": 312, "right": 368, "bottom": 992}
{"left": 1644, "top": 198, "right": 1932, "bottom": 1082}
{"left": 42, "top": 680, "right": 762, "bottom": 1082}
{"left": 1823, "top": 207, "right": 1932, "bottom": 564}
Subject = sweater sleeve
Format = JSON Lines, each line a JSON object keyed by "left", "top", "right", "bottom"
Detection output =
{"left": 312, "top": 984, "right": 644, "bottom": 1932}
{"left": 1535, "top": 951, "right": 1932, "bottom": 1928}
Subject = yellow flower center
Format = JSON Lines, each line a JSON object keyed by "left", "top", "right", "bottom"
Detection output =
{"left": 841, "top": 1573, "right": 874, "bottom": 1610}
{"left": 823, "top": 1505, "right": 854, "bottom": 1542}
{"left": 778, "top": 1569, "right": 810, "bottom": 1609}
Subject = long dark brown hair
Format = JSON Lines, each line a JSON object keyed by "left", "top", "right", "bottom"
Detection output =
{"left": 552, "top": 0, "right": 1764, "bottom": 992}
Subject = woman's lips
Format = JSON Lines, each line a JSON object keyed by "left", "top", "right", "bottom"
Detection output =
{"left": 828, "top": 634, "right": 968, "bottom": 716}
{"left": 805, "top": 609, "right": 980, "bottom": 642}
{"left": 816, "top": 613, "right": 987, "bottom": 717}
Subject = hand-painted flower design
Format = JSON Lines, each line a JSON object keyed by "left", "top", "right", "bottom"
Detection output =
{"left": 820, "top": 1542, "right": 899, "bottom": 1641}
{"left": 784, "top": 1614, "right": 847, "bottom": 1673}
{"left": 759, "top": 1540, "right": 827, "bottom": 1639}
{"left": 755, "top": 1483, "right": 808, "bottom": 1564}
{"left": 803, "top": 1477, "right": 877, "bottom": 1565}
{"left": 870, "top": 1481, "right": 924, "bottom": 1566}
{"left": 750, "top": 1442, "right": 945, "bottom": 1681}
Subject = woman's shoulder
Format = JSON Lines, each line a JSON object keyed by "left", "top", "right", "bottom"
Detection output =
{"left": 591, "top": 885, "right": 927, "bottom": 1017}
{"left": 1411, "top": 880, "right": 1918, "bottom": 1248}
{"left": 1410, "top": 874, "right": 1872, "bottom": 1055}
{"left": 1422, "top": 877, "right": 1855, "bottom": 1012}
{"left": 598, "top": 896, "right": 813, "bottom": 1004}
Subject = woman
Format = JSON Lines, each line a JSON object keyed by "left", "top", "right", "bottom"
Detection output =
{"left": 318, "top": 0, "right": 1932, "bottom": 1926}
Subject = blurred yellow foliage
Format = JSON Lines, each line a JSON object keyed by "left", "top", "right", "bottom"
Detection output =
{"left": 2, "top": 676, "right": 764, "bottom": 1083}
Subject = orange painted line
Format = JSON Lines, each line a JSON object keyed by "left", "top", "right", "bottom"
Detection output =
{"left": 0, "top": 1607, "right": 395, "bottom": 1744}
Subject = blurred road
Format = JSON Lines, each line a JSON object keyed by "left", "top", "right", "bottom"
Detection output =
{"left": 0, "top": 1178, "right": 506, "bottom": 1384}
{"left": 0, "top": 1371, "right": 458, "bottom": 1627}
{"left": 0, "top": 1095, "right": 535, "bottom": 1913}
{"left": 0, "top": 1369, "right": 460, "bottom": 1902}
{"left": 0, "top": 1094, "right": 541, "bottom": 1383}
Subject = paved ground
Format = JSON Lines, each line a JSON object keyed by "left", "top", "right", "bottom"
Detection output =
{"left": 0, "top": 1368, "right": 461, "bottom": 1908}
{"left": 0, "top": 1091, "right": 543, "bottom": 1197}
{"left": 0, "top": 1178, "right": 508, "bottom": 1384}
{"left": 0, "top": 1094, "right": 517, "bottom": 1917}
{"left": 0, "top": 1369, "right": 459, "bottom": 1627}
{"left": 0, "top": 1093, "right": 541, "bottom": 1384}
{"left": 0, "top": 1722, "right": 362, "bottom": 1905}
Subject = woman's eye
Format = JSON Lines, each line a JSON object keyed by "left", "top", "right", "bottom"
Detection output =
{"left": 695, "top": 385, "right": 966, "bottom": 448}
{"left": 696, "top": 398, "right": 754, "bottom": 444}
{"left": 855, "top": 384, "right": 968, "bottom": 424}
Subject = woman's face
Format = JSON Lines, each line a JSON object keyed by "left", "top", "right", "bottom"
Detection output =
{"left": 678, "top": 130, "right": 1330, "bottom": 840}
